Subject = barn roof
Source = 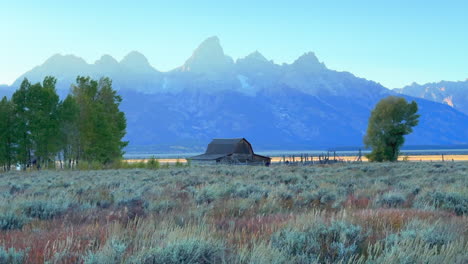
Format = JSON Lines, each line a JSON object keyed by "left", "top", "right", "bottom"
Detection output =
{"left": 205, "top": 138, "right": 246, "bottom": 154}
{"left": 190, "top": 138, "right": 253, "bottom": 160}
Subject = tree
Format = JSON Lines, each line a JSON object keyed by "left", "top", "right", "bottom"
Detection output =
{"left": 57, "top": 95, "right": 79, "bottom": 168}
{"left": 364, "top": 96, "right": 419, "bottom": 162}
{"left": 27, "top": 77, "right": 61, "bottom": 167}
{"left": 71, "top": 76, "right": 99, "bottom": 163}
{"left": 12, "top": 79, "right": 33, "bottom": 169}
{"left": 94, "top": 77, "right": 128, "bottom": 163}
{"left": 11, "top": 77, "right": 61, "bottom": 169}
{"left": 0, "top": 96, "right": 16, "bottom": 170}
{"left": 71, "top": 76, "right": 127, "bottom": 164}
{"left": 5, "top": 76, "right": 126, "bottom": 170}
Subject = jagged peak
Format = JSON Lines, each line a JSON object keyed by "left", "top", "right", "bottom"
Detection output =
{"left": 95, "top": 54, "right": 119, "bottom": 66}
{"left": 293, "top": 52, "right": 320, "bottom": 64}
{"left": 43, "top": 54, "right": 88, "bottom": 66}
{"left": 182, "top": 36, "right": 233, "bottom": 73}
{"left": 120, "top": 51, "right": 151, "bottom": 68}
{"left": 243, "top": 50, "right": 268, "bottom": 62}
{"left": 194, "top": 36, "right": 223, "bottom": 53}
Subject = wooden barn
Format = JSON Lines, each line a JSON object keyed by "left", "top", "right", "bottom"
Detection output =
{"left": 190, "top": 138, "right": 271, "bottom": 165}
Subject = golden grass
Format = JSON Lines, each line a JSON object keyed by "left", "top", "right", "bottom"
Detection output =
{"left": 126, "top": 154, "right": 468, "bottom": 164}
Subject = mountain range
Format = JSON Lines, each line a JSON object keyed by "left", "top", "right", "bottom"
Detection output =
{"left": 2, "top": 36, "right": 468, "bottom": 152}
{"left": 396, "top": 80, "right": 468, "bottom": 115}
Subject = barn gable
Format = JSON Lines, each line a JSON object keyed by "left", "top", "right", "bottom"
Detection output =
{"left": 190, "top": 138, "right": 270, "bottom": 165}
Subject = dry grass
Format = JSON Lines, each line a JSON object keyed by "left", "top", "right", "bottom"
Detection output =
{"left": 0, "top": 162, "right": 466, "bottom": 263}
{"left": 125, "top": 154, "right": 468, "bottom": 164}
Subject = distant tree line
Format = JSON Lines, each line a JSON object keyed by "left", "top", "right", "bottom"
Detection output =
{"left": 0, "top": 76, "right": 127, "bottom": 170}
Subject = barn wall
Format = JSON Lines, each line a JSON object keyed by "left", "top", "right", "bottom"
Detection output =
{"left": 235, "top": 140, "right": 253, "bottom": 155}
{"left": 191, "top": 160, "right": 219, "bottom": 165}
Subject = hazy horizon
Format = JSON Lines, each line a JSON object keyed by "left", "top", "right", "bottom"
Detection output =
{"left": 1, "top": 0, "right": 467, "bottom": 88}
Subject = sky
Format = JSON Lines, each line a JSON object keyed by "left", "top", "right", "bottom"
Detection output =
{"left": 0, "top": 0, "right": 467, "bottom": 88}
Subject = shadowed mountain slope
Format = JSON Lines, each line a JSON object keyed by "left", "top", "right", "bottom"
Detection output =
{"left": 8, "top": 37, "right": 468, "bottom": 151}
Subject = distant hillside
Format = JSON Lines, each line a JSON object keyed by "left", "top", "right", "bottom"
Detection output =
{"left": 396, "top": 80, "right": 468, "bottom": 115}
{"left": 8, "top": 37, "right": 468, "bottom": 151}
{"left": 0, "top": 85, "right": 12, "bottom": 99}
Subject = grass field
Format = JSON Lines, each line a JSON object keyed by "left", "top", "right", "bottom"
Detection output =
{"left": 0, "top": 162, "right": 467, "bottom": 263}
{"left": 127, "top": 154, "right": 468, "bottom": 164}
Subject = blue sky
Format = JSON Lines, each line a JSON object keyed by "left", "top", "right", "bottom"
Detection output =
{"left": 1, "top": 0, "right": 467, "bottom": 88}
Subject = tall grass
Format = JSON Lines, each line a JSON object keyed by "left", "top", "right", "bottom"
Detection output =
{"left": 0, "top": 162, "right": 466, "bottom": 263}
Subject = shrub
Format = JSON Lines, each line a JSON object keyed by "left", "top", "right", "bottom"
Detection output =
{"left": 130, "top": 238, "right": 226, "bottom": 264}
{"left": 9, "top": 184, "right": 23, "bottom": 195}
{"left": 377, "top": 192, "right": 406, "bottom": 208}
{"left": 242, "top": 243, "right": 289, "bottom": 264}
{"left": 0, "top": 211, "right": 28, "bottom": 230}
{"left": 271, "top": 221, "right": 365, "bottom": 263}
{"left": 294, "top": 192, "right": 319, "bottom": 208}
{"left": 148, "top": 200, "right": 177, "bottom": 213}
{"left": 229, "top": 183, "right": 268, "bottom": 200}
{"left": 0, "top": 246, "right": 26, "bottom": 264}
{"left": 370, "top": 236, "right": 467, "bottom": 264}
{"left": 22, "top": 199, "right": 70, "bottom": 220}
{"left": 416, "top": 191, "right": 468, "bottom": 215}
{"left": 318, "top": 189, "right": 337, "bottom": 205}
{"left": 146, "top": 157, "right": 160, "bottom": 170}
{"left": 175, "top": 159, "right": 185, "bottom": 168}
{"left": 79, "top": 188, "right": 114, "bottom": 208}
{"left": 384, "top": 220, "right": 457, "bottom": 248}
{"left": 195, "top": 185, "right": 228, "bottom": 204}
{"left": 77, "top": 161, "right": 104, "bottom": 170}
{"left": 83, "top": 239, "right": 127, "bottom": 264}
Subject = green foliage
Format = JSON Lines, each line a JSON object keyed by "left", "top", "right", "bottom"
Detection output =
{"left": 58, "top": 95, "right": 79, "bottom": 168}
{"left": 147, "top": 157, "right": 160, "bottom": 169}
{"left": 367, "top": 238, "right": 467, "bottom": 264}
{"left": 83, "top": 239, "right": 127, "bottom": 264}
{"left": 271, "top": 221, "right": 365, "bottom": 263}
{"left": 130, "top": 238, "right": 226, "bottom": 264}
{"left": 11, "top": 77, "right": 61, "bottom": 169}
{"left": 78, "top": 188, "right": 114, "bottom": 208}
{"left": 11, "top": 79, "right": 33, "bottom": 169}
{"left": 77, "top": 161, "right": 105, "bottom": 170}
{"left": 364, "top": 96, "right": 419, "bottom": 162}
{"left": 0, "top": 163, "right": 466, "bottom": 262}
{"left": 0, "top": 211, "right": 28, "bottom": 230}
{"left": 1, "top": 76, "right": 128, "bottom": 170}
{"left": 22, "top": 199, "right": 70, "bottom": 220}
{"left": 384, "top": 220, "right": 458, "bottom": 248}
{"left": 0, "top": 246, "right": 26, "bottom": 264}
{"left": 195, "top": 185, "right": 225, "bottom": 204}
{"left": 376, "top": 192, "right": 406, "bottom": 208}
{"left": 243, "top": 243, "right": 289, "bottom": 264}
{"left": 0, "top": 97, "right": 16, "bottom": 170}
{"left": 416, "top": 191, "right": 468, "bottom": 216}
{"left": 148, "top": 200, "right": 177, "bottom": 213}
{"left": 72, "top": 76, "right": 128, "bottom": 164}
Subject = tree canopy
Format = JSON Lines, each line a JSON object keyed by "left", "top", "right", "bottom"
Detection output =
{"left": 364, "top": 96, "right": 419, "bottom": 162}
{"left": 0, "top": 76, "right": 127, "bottom": 171}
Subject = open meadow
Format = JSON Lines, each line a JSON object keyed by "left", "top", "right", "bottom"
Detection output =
{"left": 0, "top": 162, "right": 467, "bottom": 263}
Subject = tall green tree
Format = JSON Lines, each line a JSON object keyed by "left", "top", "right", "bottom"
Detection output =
{"left": 0, "top": 97, "right": 16, "bottom": 170}
{"left": 364, "top": 96, "right": 420, "bottom": 162}
{"left": 72, "top": 76, "right": 99, "bottom": 163}
{"left": 11, "top": 77, "right": 61, "bottom": 169}
{"left": 28, "top": 77, "right": 61, "bottom": 167}
{"left": 6, "top": 76, "right": 126, "bottom": 170}
{"left": 12, "top": 79, "right": 33, "bottom": 169}
{"left": 57, "top": 95, "right": 79, "bottom": 168}
{"left": 71, "top": 76, "right": 127, "bottom": 164}
{"left": 94, "top": 77, "right": 128, "bottom": 163}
